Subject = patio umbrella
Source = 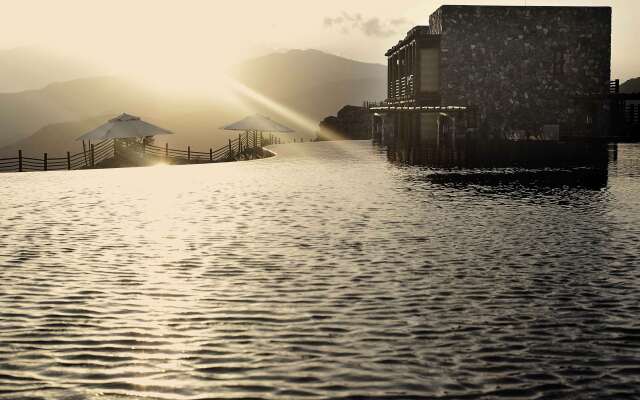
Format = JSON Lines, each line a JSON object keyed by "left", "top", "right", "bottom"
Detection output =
{"left": 222, "top": 114, "right": 294, "bottom": 134}
{"left": 76, "top": 113, "right": 173, "bottom": 166}
{"left": 223, "top": 114, "right": 294, "bottom": 150}
{"left": 76, "top": 113, "right": 173, "bottom": 141}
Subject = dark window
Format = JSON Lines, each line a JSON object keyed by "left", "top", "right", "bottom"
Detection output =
{"left": 553, "top": 50, "right": 565, "bottom": 77}
{"left": 586, "top": 113, "right": 593, "bottom": 127}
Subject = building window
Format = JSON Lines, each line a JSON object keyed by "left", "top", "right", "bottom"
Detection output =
{"left": 553, "top": 50, "right": 565, "bottom": 77}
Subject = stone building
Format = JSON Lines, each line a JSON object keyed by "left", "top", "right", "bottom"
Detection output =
{"left": 372, "top": 5, "right": 613, "bottom": 143}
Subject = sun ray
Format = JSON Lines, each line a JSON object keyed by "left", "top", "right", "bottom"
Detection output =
{"left": 226, "top": 79, "right": 352, "bottom": 146}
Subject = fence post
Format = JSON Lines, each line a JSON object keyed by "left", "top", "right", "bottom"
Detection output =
{"left": 142, "top": 141, "right": 146, "bottom": 161}
{"left": 44, "top": 153, "right": 48, "bottom": 171}
{"left": 67, "top": 152, "right": 71, "bottom": 170}
{"left": 228, "top": 139, "right": 233, "bottom": 158}
{"left": 239, "top": 134, "right": 242, "bottom": 153}
{"left": 91, "top": 144, "right": 95, "bottom": 167}
{"left": 165, "top": 143, "right": 169, "bottom": 158}
{"left": 18, "top": 150, "right": 22, "bottom": 172}
{"left": 260, "top": 132, "right": 263, "bottom": 147}
{"left": 210, "top": 148, "right": 213, "bottom": 162}
{"left": 188, "top": 146, "right": 191, "bottom": 161}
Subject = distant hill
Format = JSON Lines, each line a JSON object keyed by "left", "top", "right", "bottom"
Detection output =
{"left": 0, "top": 46, "right": 103, "bottom": 93}
{"left": 0, "top": 83, "right": 246, "bottom": 157}
{"left": 0, "top": 76, "right": 197, "bottom": 148}
{"left": 231, "top": 49, "right": 386, "bottom": 120}
{"left": 0, "top": 49, "right": 387, "bottom": 157}
{"left": 0, "top": 116, "right": 109, "bottom": 158}
{"left": 620, "top": 77, "right": 640, "bottom": 94}
{"left": 232, "top": 49, "right": 385, "bottom": 100}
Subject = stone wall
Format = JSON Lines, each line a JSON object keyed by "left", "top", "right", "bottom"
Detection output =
{"left": 429, "top": 6, "right": 611, "bottom": 137}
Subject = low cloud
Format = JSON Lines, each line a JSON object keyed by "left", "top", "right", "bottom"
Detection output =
{"left": 390, "top": 18, "right": 408, "bottom": 26}
{"left": 323, "top": 13, "right": 410, "bottom": 38}
{"left": 362, "top": 18, "right": 395, "bottom": 38}
{"left": 323, "top": 16, "right": 342, "bottom": 27}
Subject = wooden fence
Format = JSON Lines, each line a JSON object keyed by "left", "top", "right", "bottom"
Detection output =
{"left": 0, "top": 131, "right": 287, "bottom": 174}
{"left": 0, "top": 139, "right": 114, "bottom": 173}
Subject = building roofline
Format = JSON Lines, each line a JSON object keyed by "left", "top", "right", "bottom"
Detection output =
{"left": 385, "top": 5, "right": 611, "bottom": 56}
{"left": 385, "top": 26, "right": 439, "bottom": 57}
{"left": 434, "top": 5, "right": 611, "bottom": 10}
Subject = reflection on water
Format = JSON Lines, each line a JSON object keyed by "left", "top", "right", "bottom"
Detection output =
{"left": 418, "top": 168, "right": 610, "bottom": 192}
{"left": 387, "top": 135, "right": 611, "bottom": 169}
{"left": 1, "top": 141, "right": 639, "bottom": 399}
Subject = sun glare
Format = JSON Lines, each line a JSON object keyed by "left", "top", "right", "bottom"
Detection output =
{"left": 227, "top": 79, "right": 347, "bottom": 143}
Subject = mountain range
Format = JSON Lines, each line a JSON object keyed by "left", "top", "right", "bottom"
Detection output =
{"left": 0, "top": 46, "right": 103, "bottom": 93}
{"left": 0, "top": 48, "right": 387, "bottom": 157}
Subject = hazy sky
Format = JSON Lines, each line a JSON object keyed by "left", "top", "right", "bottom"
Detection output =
{"left": 1, "top": 0, "right": 638, "bottom": 82}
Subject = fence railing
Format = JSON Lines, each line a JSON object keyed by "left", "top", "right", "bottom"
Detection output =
{"left": 364, "top": 100, "right": 388, "bottom": 109}
{"left": 0, "top": 132, "right": 286, "bottom": 174}
{"left": 142, "top": 131, "right": 280, "bottom": 163}
{"left": 0, "top": 139, "right": 114, "bottom": 173}
{"left": 610, "top": 79, "right": 620, "bottom": 95}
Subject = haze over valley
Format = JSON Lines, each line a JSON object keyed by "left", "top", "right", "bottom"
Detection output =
{"left": 0, "top": 47, "right": 386, "bottom": 157}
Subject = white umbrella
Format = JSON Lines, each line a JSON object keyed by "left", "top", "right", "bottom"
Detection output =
{"left": 222, "top": 114, "right": 294, "bottom": 133}
{"left": 76, "top": 113, "right": 173, "bottom": 141}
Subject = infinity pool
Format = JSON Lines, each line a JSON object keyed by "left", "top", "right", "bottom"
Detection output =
{"left": 1, "top": 141, "right": 639, "bottom": 399}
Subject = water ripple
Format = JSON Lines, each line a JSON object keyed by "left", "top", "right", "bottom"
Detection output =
{"left": 1, "top": 142, "right": 640, "bottom": 399}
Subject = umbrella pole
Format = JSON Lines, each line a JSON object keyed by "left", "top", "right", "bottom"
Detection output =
{"left": 245, "top": 131, "right": 250, "bottom": 158}
{"left": 82, "top": 140, "right": 87, "bottom": 167}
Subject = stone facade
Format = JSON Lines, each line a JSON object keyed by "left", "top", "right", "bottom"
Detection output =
{"left": 429, "top": 6, "right": 612, "bottom": 137}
